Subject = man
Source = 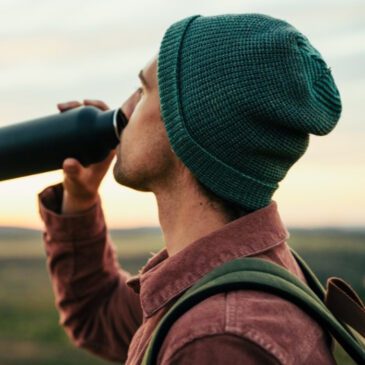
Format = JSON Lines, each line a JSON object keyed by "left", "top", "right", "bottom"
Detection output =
{"left": 38, "top": 13, "right": 342, "bottom": 364}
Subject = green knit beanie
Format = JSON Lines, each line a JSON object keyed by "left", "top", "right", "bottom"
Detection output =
{"left": 157, "top": 13, "right": 342, "bottom": 212}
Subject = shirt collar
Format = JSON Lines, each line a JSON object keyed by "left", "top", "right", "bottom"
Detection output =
{"left": 126, "top": 200, "right": 289, "bottom": 318}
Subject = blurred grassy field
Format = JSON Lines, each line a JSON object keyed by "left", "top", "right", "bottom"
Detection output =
{"left": 0, "top": 227, "right": 364, "bottom": 365}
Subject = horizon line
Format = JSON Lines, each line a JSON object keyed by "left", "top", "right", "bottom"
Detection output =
{"left": 1, "top": 224, "right": 365, "bottom": 232}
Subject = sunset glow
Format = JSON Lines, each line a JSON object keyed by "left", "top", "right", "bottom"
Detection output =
{"left": 0, "top": 0, "right": 364, "bottom": 229}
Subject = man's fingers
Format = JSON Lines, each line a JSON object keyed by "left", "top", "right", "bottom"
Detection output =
{"left": 57, "top": 101, "right": 82, "bottom": 112}
{"left": 57, "top": 100, "right": 109, "bottom": 113}
{"left": 83, "top": 99, "right": 109, "bottom": 111}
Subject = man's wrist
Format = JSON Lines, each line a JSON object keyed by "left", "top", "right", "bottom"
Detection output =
{"left": 61, "top": 190, "right": 99, "bottom": 215}
{"left": 38, "top": 183, "right": 106, "bottom": 241}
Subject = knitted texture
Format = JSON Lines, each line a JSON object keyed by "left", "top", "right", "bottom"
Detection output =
{"left": 157, "top": 14, "right": 342, "bottom": 211}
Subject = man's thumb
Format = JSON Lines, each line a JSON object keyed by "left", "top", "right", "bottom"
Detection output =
{"left": 63, "top": 158, "right": 81, "bottom": 175}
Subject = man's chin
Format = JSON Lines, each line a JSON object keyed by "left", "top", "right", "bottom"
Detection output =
{"left": 112, "top": 164, "right": 151, "bottom": 192}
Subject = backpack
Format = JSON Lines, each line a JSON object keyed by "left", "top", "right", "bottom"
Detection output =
{"left": 142, "top": 248, "right": 365, "bottom": 365}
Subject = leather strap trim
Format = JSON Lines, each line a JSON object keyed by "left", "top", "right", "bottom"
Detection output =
{"left": 325, "top": 277, "right": 365, "bottom": 338}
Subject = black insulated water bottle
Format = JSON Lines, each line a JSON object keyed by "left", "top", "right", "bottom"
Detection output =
{"left": 0, "top": 106, "right": 128, "bottom": 181}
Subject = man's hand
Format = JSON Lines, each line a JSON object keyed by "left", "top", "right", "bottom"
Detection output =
{"left": 58, "top": 99, "right": 116, "bottom": 214}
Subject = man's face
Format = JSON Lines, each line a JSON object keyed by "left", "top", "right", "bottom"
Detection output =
{"left": 113, "top": 55, "right": 178, "bottom": 192}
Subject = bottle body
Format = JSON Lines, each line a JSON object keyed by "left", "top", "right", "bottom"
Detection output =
{"left": 0, "top": 106, "right": 128, "bottom": 181}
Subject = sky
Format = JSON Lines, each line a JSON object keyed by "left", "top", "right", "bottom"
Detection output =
{"left": 0, "top": 0, "right": 364, "bottom": 229}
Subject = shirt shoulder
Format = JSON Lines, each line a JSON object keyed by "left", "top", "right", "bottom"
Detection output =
{"left": 158, "top": 289, "right": 336, "bottom": 365}
{"left": 161, "top": 332, "right": 281, "bottom": 365}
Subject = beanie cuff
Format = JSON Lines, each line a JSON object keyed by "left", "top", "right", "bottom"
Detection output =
{"left": 158, "top": 15, "right": 278, "bottom": 211}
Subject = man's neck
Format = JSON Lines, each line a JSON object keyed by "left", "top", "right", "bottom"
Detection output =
{"left": 154, "top": 178, "right": 231, "bottom": 256}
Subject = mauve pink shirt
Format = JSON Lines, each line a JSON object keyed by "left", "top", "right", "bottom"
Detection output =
{"left": 38, "top": 182, "right": 336, "bottom": 364}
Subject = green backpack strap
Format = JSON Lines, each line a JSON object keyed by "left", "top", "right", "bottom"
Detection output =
{"left": 291, "top": 248, "right": 365, "bottom": 344}
{"left": 289, "top": 248, "right": 326, "bottom": 300}
{"left": 142, "top": 249, "right": 365, "bottom": 365}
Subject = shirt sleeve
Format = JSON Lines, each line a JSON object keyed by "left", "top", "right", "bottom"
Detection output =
{"left": 161, "top": 334, "right": 281, "bottom": 365}
{"left": 37, "top": 182, "right": 143, "bottom": 363}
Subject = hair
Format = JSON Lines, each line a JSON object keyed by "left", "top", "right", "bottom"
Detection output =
{"left": 196, "top": 179, "right": 251, "bottom": 221}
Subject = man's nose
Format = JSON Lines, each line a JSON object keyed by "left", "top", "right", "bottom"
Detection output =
{"left": 121, "top": 89, "right": 141, "bottom": 120}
